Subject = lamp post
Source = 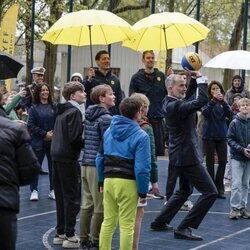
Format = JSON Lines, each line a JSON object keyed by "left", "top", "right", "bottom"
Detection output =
{"left": 30, "top": 0, "right": 35, "bottom": 83}
{"left": 195, "top": 0, "right": 200, "bottom": 53}
{"left": 67, "top": 0, "right": 73, "bottom": 81}
{"left": 242, "top": 0, "right": 249, "bottom": 82}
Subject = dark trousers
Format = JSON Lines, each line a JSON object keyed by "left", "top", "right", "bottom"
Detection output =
{"left": 0, "top": 209, "right": 17, "bottom": 250}
{"left": 30, "top": 143, "right": 53, "bottom": 191}
{"left": 203, "top": 140, "right": 227, "bottom": 194}
{"left": 155, "top": 163, "right": 218, "bottom": 229}
{"left": 53, "top": 160, "right": 81, "bottom": 237}
{"left": 148, "top": 118, "right": 165, "bottom": 156}
{"left": 165, "top": 163, "right": 178, "bottom": 200}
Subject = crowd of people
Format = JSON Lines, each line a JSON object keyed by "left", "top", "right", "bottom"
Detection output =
{"left": 0, "top": 49, "right": 250, "bottom": 250}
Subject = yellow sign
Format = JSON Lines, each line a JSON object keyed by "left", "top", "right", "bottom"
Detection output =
{"left": 0, "top": 4, "right": 19, "bottom": 90}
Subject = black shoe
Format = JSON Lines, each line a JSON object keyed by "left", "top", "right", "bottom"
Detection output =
{"left": 174, "top": 227, "right": 203, "bottom": 241}
{"left": 151, "top": 221, "right": 173, "bottom": 231}
{"left": 89, "top": 240, "right": 99, "bottom": 250}
{"left": 40, "top": 169, "right": 48, "bottom": 175}
{"left": 81, "top": 239, "right": 91, "bottom": 249}
{"left": 217, "top": 193, "right": 226, "bottom": 199}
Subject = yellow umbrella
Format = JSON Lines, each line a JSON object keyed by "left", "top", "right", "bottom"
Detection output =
{"left": 42, "top": 9, "right": 135, "bottom": 66}
{"left": 123, "top": 12, "right": 210, "bottom": 51}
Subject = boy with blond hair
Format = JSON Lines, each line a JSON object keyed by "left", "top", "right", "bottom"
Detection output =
{"left": 80, "top": 84, "right": 115, "bottom": 249}
{"left": 227, "top": 97, "right": 250, "bottom": 219}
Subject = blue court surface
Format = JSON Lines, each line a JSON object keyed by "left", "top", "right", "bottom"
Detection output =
{"left": 17, "top": 158, "right": 250, "bottom": 250}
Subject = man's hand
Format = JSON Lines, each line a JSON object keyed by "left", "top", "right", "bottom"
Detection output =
{"left": 183, "top": 67, "right": 202, "bottom": 78}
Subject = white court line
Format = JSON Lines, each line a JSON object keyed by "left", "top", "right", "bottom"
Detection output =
{"left": 43, "top": 227, "right": 55, "bottom": 250}
{"left": 189, "top": 227, "right": 250, "bottom": 250}
{"left": 18, "top": 210, "right": 56, "bottom": 220}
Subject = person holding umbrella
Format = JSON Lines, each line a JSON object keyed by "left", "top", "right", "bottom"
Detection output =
{"left": 129, "top": 50, "right": 166, "bottom": 158}
{"left": 84, "top": 50, "right": 123, "bottom": 115}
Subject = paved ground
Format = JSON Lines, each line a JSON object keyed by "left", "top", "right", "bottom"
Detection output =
{"left": 17, "top": 158, "right": 250, "bottom": 250}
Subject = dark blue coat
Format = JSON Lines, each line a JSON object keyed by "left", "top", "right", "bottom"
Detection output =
{"left": 27, "top": 103, "right": 56, "bottom": 150}
{"left": 202, "top": 100, "right": 232, "bottom": 140}
{"left": 129, "top": 68, "right": 166, "bottom": 119}
{"left": 162, "top": 82, "right": 208, "bottom": 166}
{"left": 227, "top": 113, "right": 250, "bottom": 161}
{"left": 82, "top": 104, "right": 112, "bottom": 166}
{"left": 84, "top": 70, "right": 122, "bottom": 115}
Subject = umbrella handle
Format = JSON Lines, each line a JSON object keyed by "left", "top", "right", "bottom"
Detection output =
{"left": 88, "top": 25, "right": 93, "bottom": 67}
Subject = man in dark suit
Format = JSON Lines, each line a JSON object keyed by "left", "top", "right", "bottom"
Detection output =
{"left": 150, "top": 72, "right": 218, "bottom": 240}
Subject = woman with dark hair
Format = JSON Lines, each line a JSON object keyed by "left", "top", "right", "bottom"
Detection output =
{"left": 202, "top": 81, "right": 232, "bottom": 199}
{"left": 27, "top": 83, "right": 57, "bottom": 201}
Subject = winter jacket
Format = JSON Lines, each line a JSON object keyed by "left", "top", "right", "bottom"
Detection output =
{"left": 96, "top": 115, "right": 151, "bottom": 198}
{"left": 27, "top": 102, "right": 56, "bottom": 150}
{"left": 51, "top": 102, "right": 83, "bottom": 163}
{"left": 225, "top": 75, "right": 250, "bottom": 106}
{"left": 162, "top": 82, "right": 208, "bottom": 166}
{"left": 84, "top": 69, "right": 122, "bottom": 115}
{"left": 202, "top": 100, "right": 232, "bottom": 140}
{"left": 3, "top": 93, "right": 22, "bottom": 120}
{"left": 227, "top": 113, "right": 250, "bottom": 161}
{"left": 0, "top": 116, "right": 40, "bottom": 212}
{"left": 129, "top": 68, "right": 166, "bottom": 118}
{"left": 82, "top": 105, "right": 112, "bottom": 166}
{"left": 139, "top": 119, "right": 158, "bottom": 183}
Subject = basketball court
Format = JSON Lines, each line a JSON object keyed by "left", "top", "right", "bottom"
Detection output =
{"left": 17, "top": 158, "right": 250, "bottom": 250}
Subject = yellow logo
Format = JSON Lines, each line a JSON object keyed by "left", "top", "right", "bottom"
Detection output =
{"left": 157, "top": 77, "right": 161, "bottom": 81}
{"left": 111, "top": 80, "right": 115, "bottom": 85}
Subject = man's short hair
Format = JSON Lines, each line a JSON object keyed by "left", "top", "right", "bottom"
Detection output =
{"left": 165, "top": 74, "right": 181, "bottom": 90}
{"left": 119, "top": 97, "right": 142, "bottom": 119}
{"left": 237, "top": 97, "right": 250, "bottom": 107}
{"left": 90, "top": 84, "right": 112, "bottom": 104}
{"left": 95, "top": 50, "right": 109, "bottom": 61}
{"left": 142, "top": 50, "right": 154, "bottom": 59}
{"left": 62, "top": 82, "right": 84, "bottom": 101}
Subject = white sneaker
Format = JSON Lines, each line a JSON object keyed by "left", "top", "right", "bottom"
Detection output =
{"left": 30, "top": 190, "right": 38, "bottom": 201}
{"left": 180, "top": 200, "right": 193, "bottom": 211}
{"left": 62, "top": 235, "right": 80, "bottom": 249}
{"left": 48, "top": 190, "right": 55, "bottom": 200}
{"left": 53, "top": 234, "right": 65, "bottom": 245}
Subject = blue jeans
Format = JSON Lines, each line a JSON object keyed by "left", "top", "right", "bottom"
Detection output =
{"left": 230, "top": 159, "right": 250, "bottom": 209}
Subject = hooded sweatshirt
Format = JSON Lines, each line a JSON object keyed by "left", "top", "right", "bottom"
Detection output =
{"left": 96, "top": 115, "right": 151, "bottom": 197}
{"left": 51, "top": 102, "right": 83, "bottom": 163}
{"left": 225, "top": 75, "right": 250, "bottom": 105}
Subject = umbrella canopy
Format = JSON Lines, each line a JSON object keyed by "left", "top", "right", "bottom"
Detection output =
{"left": 122, "top": 12, "right": 210, "bottom": 51}
{"left": 204, "top": 50, "right": 250, "bottom": 70}
{"left": 42, "top": 9, "right": 135, "bottom": 66}
{"left": 0, "top": 50, "right": 23, "bottom": 80}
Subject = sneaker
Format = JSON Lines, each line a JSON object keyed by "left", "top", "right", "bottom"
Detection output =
{"left": 229, "top": 209, "right": 241, "bottom": 219}
{"left": 224, "top": 184, "right": 231, "bottom": 192}
{"left": 147, "top": 189, "right": 164, "bottom": 199}
{"left": 62, "top": 235, "right": 80, "bottom": 248}
{"left": 48, "top": 190, "right": 55, "bottom": 200}
{"left": 180, "top": 200, "right": 193, "bottom": 211}
{"left": 150, "top": 221, "right": 173, "bottom": 231}
{"left": 89, "top": 240, "right": 99, "bottom": 250}
{"left": 30, "top": 190, "right": 38, "bottom": 201}
{"left": 53, "top": 234, "right": 65, "bottom": 245}
{"left": 240, "top": 208, "right": 250, "bottom": 219}
{"left": 81, "top": 240, "right": 91, "bottom": 249}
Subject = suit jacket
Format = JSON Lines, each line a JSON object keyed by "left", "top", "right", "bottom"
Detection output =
{"left": 162, "top": 82, "right": 208, "bottom": 166}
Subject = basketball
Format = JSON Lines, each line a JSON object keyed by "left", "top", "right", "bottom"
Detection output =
{"left": 181, "top": 52, "right": 202, "bottom": 71}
